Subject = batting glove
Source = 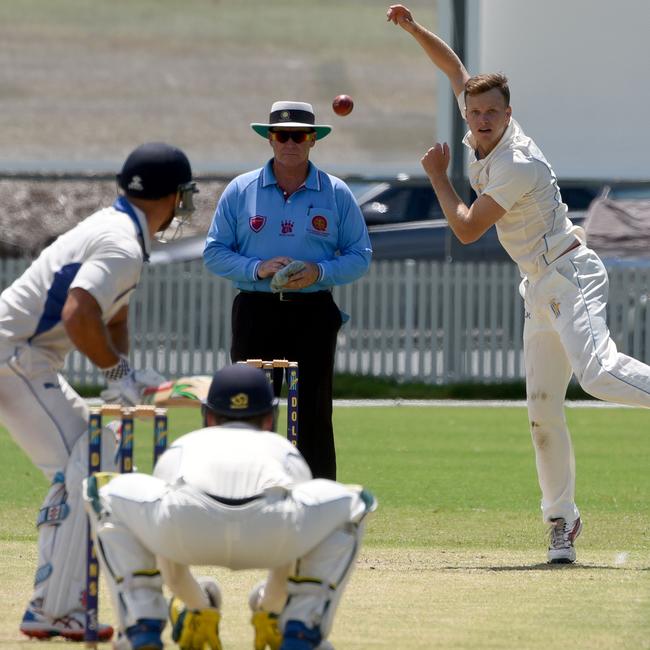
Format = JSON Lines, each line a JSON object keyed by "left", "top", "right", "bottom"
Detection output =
{"left": 100, "top": 365, "right": 166, "bottom": 406}
{"left": 100, "top": 356, "right": 132, "bottom": 382}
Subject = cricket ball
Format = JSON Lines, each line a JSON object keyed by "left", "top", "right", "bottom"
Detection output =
{"left": 332, "top": 94, "right": 354, "bottom": 116}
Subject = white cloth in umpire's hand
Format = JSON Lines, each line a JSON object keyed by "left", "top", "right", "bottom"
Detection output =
{"left": 100, "top": 368, "right": 166, "bottom": 406}
{"left": 270, "top": 260, "right": 307, "bottom": 293}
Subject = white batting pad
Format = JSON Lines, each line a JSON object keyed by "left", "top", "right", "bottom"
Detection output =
{"left": 38, "top": 425, "right": 120, "bottom": 617}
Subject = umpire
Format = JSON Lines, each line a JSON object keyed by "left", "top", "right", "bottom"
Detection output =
{"left": 203, "top": 100, "right": 372, "bottom": 479}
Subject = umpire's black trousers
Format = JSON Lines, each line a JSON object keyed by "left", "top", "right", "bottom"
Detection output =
{"left": 230, "top": 290, "right": 342, "bottom": 479}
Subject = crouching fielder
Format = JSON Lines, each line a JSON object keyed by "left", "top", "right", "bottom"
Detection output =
{"left": 83, "top": 364, "right": 376, "bottom": 650}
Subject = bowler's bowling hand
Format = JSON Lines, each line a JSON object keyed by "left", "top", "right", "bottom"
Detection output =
{"left": 387, "top": 5, "right": 416, "bottom": 32}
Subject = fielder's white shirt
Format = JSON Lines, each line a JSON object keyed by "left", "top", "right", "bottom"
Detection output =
{"left": 154, "top": 423, "right": 313, "bottom": 499}
{"left": 0, "top": 203, "right": 149, "bottom": 367}
{"left": 457, "top": 92, "right": 585, "bottom": 278}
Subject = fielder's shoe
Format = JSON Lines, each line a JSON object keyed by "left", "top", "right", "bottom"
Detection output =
{"left": 547, "top": 516, "right": 583, "bottom": 564}
{"left": 126, "top": 618, "right": 165, "bottom": 650}
{"left": 19, "top": 603, "right": 114, "bottom": 641}
{"left": 280, "top": 620, "right": 322, "bottom": 650}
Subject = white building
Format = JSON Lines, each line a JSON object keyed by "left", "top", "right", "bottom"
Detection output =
{"left": 437, "top": 0, "right": 650, "bottom": 181}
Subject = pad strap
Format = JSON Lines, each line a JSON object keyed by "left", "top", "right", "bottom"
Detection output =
{"left": 34, "top": 563, "right": 53, "bottom": 585}
{"left": 116, "top": 570, "right": 164, "bottom": 591}
{"left": 288, "top": 576, "right": 336, "bottom": 590}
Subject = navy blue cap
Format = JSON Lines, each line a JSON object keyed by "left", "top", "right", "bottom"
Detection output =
{"left": 204, "top": 364, "right": 277, "bottom": 418}
{"left": 117, "top": 142, "right": 192, "bottom": 200}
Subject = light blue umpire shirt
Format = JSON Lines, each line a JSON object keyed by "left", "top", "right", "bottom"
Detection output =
{"left": 203, "top": 159, "right": 372, "bottom": 293}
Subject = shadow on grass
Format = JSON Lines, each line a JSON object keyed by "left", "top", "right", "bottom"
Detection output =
{"left": 441, "top": 563, "right": 634, "bottom": 571}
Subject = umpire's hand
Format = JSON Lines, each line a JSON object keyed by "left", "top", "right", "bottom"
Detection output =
{"left": 257, "top": 257, "right": 293, "bottom": 279}
{"left": 280, "top": 262, "right": 319, "bottom": 290}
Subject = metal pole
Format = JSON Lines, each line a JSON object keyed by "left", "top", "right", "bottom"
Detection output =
{"left": 450, "top": 0, "right": 469, "bottom": 201}
{"left": 448, "top": 0, "right": 472, "bottom": 260}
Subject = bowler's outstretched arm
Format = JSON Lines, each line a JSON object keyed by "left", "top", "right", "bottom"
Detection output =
{"left": 387, "top": 4, "right": 470, "bottom": 96}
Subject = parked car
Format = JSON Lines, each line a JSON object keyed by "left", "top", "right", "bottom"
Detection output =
{"left": 350, "top": 175, "right": 599, "bottom": 261}
{"left": 150, "top": 175, "right": 602, "bottom": 265}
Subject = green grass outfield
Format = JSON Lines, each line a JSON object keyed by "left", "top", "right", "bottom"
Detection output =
{"left": 1, "top": 405, "right": 648, "bottom": 649}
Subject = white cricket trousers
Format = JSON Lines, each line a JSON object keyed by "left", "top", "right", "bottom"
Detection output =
{"left": 521, "top": 246, "right": 650, "bottom": 523}
{"left": 86, "top": 473, "right": 370, "bottom": 638}
{"left": 0, "top": 343, "right": 118, "bottom": 617}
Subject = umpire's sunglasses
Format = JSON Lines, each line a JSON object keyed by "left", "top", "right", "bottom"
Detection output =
{"left": 269, "top": 130, "right": 316, "bottom": 144}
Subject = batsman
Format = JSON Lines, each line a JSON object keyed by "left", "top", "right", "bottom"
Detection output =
{"left": 83, "top": 363, "right": 376, "bottom": 650}
{"left": 0, "top": 142, "right": 198, "bottom": 641}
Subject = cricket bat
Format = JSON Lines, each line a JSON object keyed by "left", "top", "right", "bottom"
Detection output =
{"left": 141, "top": 375, "right": 212, "bottom": 408}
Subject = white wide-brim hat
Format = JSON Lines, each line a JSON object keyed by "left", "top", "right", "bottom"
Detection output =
{"left": 251, "top": 101, "right": 332, "bottom": 140}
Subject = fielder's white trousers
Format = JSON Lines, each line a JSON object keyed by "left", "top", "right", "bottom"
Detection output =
{"left": 86, "top": 473, "right": 369, "bottom": 638}
{"left": 521, "top": 246, "right": 650, "bottom": 523}
{"left": 0, "top": 344, "right": 118, "bottom": 617}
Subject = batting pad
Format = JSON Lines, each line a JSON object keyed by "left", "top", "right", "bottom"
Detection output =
{"left": 281, "top": 521, "right": 366, "bottom": 640}
{"left": 37, "top": 425, "right": 120, "bottom": 618}
{"left": 84, "top": 502, "right": 167, "bottom": 630}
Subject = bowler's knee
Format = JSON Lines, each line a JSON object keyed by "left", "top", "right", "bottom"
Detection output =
{"left": 577, "top": 364, "right": 613, "bottom": 400}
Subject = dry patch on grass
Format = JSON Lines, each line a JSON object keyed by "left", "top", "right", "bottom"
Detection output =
{"left": 2, "top": 543, "right": 648, "bottom": 650}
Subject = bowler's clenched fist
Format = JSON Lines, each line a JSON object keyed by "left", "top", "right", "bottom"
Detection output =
{"left": 421, "top": 142, "right": 451, "bottom": 178}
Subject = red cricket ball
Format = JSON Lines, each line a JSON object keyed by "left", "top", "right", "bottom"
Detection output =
{"left": 332, "top": 94, "right": 354, "bottom": 116}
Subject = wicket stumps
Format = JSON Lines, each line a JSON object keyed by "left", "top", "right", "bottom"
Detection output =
{"left": 85, "top": 405, "right": 168, "bottom": 645}
{"left": 238, "top": 359, "right": 299, "bottom": 446}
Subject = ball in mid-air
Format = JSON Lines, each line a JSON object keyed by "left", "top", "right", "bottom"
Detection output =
{"left": 332, "top": 94, "right": 354, "bottom": 116}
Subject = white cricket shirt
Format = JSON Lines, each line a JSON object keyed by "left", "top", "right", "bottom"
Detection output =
{"left": 0, "top": 202, "right": 149, "bottom": 366}
{"left": 457, "top": 92, "right": 585, "bottom": 278}
{"left": 154, "top": 423, "right": 312, "bottom": 499}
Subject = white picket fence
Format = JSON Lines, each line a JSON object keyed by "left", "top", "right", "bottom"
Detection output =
{"left": 1, "top": 258, "right": 649, "bottom": 385}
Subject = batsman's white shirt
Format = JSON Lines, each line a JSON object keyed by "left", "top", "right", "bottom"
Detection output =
{"left": 0, "top": 202, "right": 150, "bottom": 475}
{"left": 0, "top": 204, "right": 148, "bottom": 368}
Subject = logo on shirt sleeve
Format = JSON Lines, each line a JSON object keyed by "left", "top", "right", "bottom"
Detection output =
{"left": 249, "top": 215, "right": 266, "bottom": 232}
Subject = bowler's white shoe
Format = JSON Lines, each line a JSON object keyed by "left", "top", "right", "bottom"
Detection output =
{"left": 547, "top": 517, "right": 582, "bottom": 564}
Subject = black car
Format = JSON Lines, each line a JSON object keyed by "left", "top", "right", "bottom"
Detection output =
{"left": 350, "top": 176, "right": 600, "bottom": 262}
{"left": 150, "top": 176, "right": 601, "bottom": 265}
